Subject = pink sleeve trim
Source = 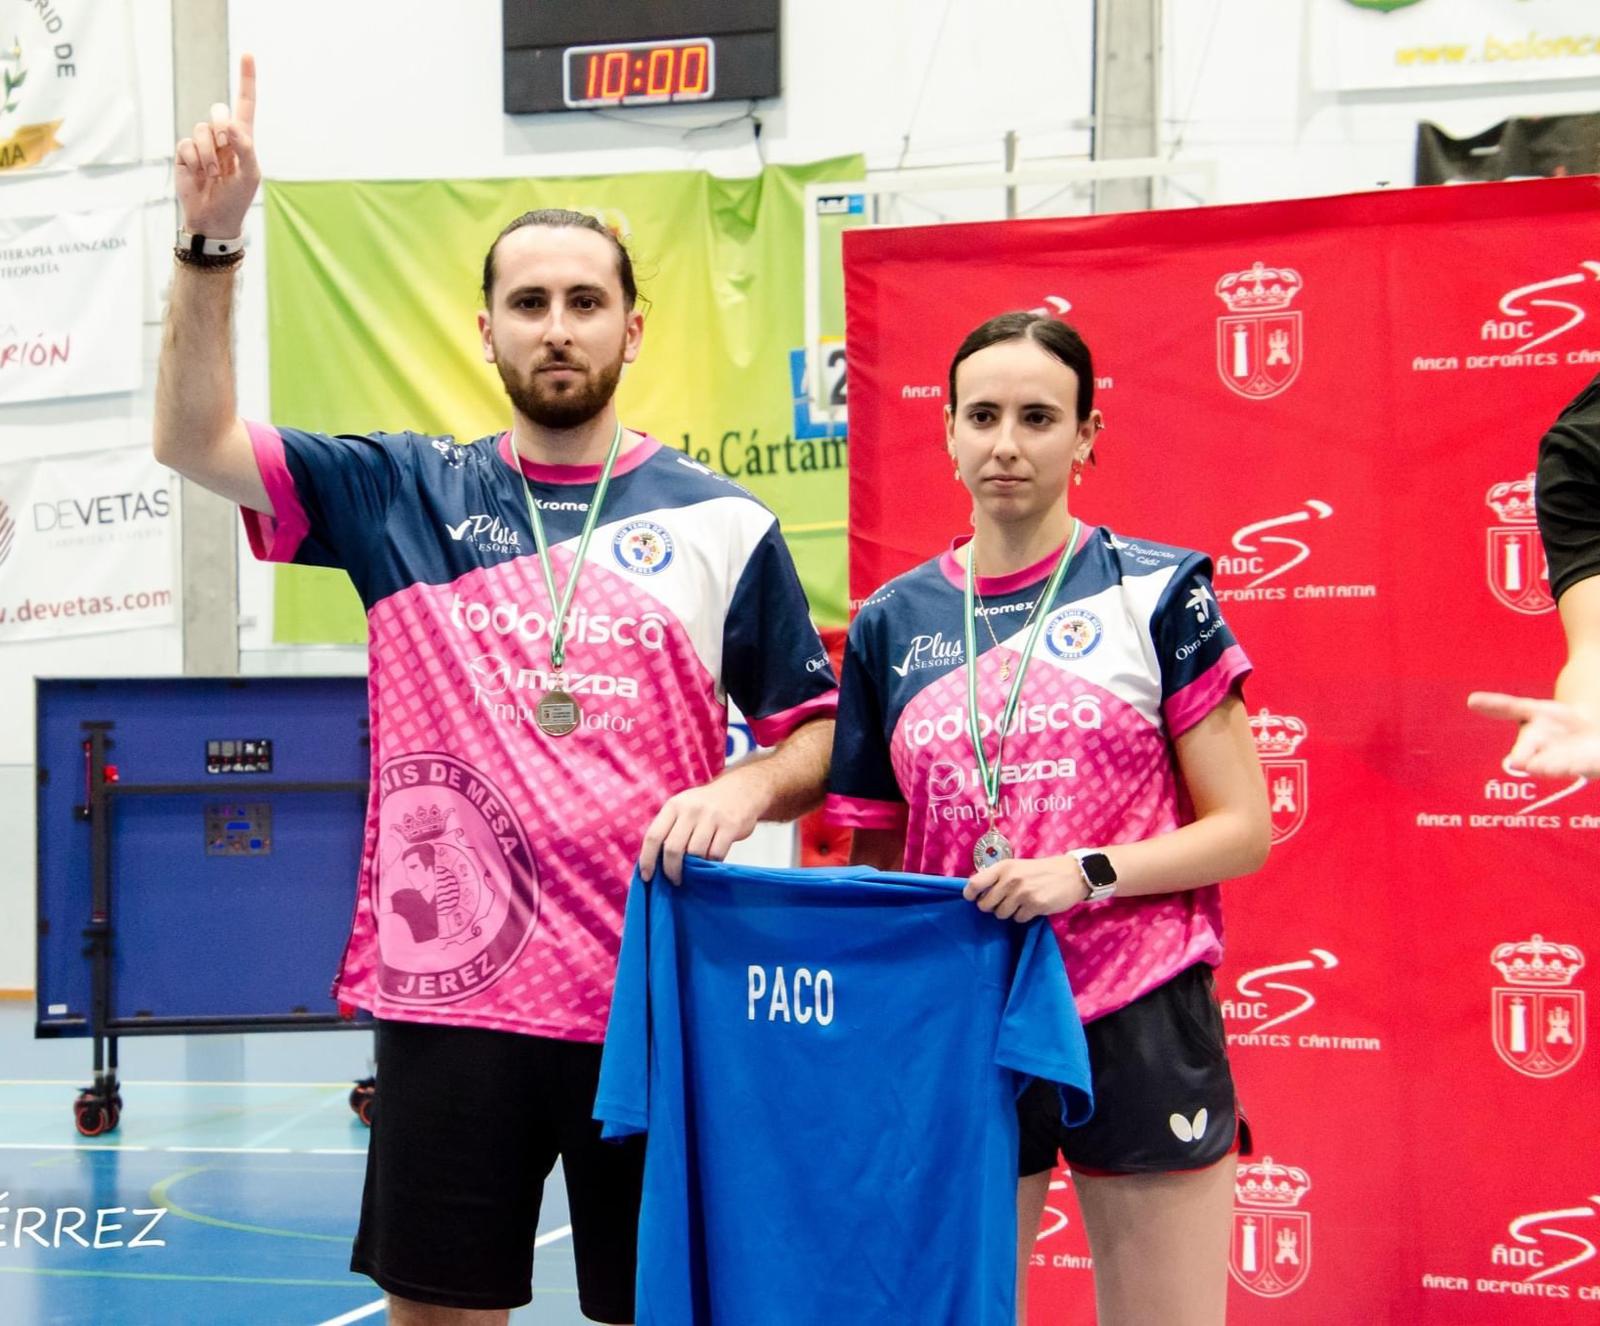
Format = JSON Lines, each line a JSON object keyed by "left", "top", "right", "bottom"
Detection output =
{"left": 240, "top": 420, "right": 311, "bottom": 563}
{"left": 748, "top": 689, "right": 838, "bottom": 748}
{"left": 1164, "top": 644, "right": 1252, "bottom": 738}
{"left": 824, "top": 793, "right": 908, "bottom": 831}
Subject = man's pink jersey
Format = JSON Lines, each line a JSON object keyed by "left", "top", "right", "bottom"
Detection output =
{"left": 244, "top": 425, "right": 837, "bottom": 1041}
{"left": 826, "top": 527, "right": 1251, "bottom": 1022}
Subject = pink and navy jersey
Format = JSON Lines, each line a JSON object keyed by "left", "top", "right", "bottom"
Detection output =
{"left": 243, "top": 425, "right": 837, "bottom": 1042}
{"left": 825, "top": 526, "right": 1251, "bottom": 1023}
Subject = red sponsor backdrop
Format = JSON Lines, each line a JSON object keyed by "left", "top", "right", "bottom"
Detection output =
{"left": 843, "top": 178, "right": 1600, "bottom": 1323}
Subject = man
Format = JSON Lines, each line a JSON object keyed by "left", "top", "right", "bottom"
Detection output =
{"left": 154, "top": 56, "right": 837, "bottom": 1326}
{"left": 1471, "top": 373, "right": 1600, "bottom": 779}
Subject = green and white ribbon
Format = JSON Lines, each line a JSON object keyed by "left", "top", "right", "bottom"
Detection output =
{"left": 961, "top": 518, "right": 1082, "bottom": 824}
{"left": 515, "top": 419, "right": 624, "bottom": 672}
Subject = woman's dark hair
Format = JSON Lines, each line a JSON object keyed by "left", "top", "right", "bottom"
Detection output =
{"left": 481, "top": 209, "right": 638, "bottom": 309}
{"left": 946, "top": 311, "right": 1094, "bottom": 421}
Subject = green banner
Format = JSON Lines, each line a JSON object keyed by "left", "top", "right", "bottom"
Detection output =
{"left": 263, "top": 157, "right": 863, "bottom": 643}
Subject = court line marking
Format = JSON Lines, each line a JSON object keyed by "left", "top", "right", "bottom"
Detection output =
{"left": 150, "top": 1165, "right": 351, "bottom": 1244}
{"left": 0, "top": 1265, "right": 581, "bottom": 1295}
{"left": 0, "top": 1142, "right": 150, "bottom": 1152}
{"left": 0, "top": 1266, "right": 378, "bottom": 1288}
{"left": 243, "top": 1087, "right": 349, "bottom": 1151}
{"left": 0, "top": 1142, "right": 365, "bottom": 1155}
{"left": 314, "top": 1295, "right": 385, "bottom": 1325}
{"left": 314, "top": 1226, "right": 575, "bottom": 1326}
{"left": 0, "top": 1079, "right": 365, "bottom": 1088}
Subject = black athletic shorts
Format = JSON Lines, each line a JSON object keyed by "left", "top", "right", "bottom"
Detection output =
{"left": 351, "top": 1018, "right": 645, "bottom": 1321}
{"left": 1019, "top": 962, "right": 1247, "bottom": 1176}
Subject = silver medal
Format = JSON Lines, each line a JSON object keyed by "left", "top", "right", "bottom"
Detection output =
{"left": 973, "top": 827, "right": 1014, "bottom": 871}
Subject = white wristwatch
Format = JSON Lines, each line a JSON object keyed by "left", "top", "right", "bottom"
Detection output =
{"left": 1069, "top": 848, "right": 1118, "bottom": 902}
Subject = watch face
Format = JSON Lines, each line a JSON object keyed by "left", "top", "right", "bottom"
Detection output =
{"left": 1080, "top": 852, "right": 1117, "bottom": 888}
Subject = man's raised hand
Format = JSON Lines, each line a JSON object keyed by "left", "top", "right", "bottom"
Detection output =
{"left": 175, "top": 52, "right": 259, "bottom": 239}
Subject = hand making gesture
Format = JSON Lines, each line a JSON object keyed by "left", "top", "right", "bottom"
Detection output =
{"left": 175, "top": 52, "right": 260, "bottom": 240}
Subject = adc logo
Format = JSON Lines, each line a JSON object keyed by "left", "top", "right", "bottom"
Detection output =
{"left": 1480, "top": 263, "right": 1600, "bottom": 355}
{"left": 1219, "top": 501, "right": 1334, "bottom": 588}
{"left": 1215, "top": 262, "right": 1303, "bottom": 400}
{"left": 1227, "top": 950, "right": 1339, "bottom": 1032}
{"left": 1249, "top": 708, "right": 1308, "bottom": 843}
{"left": 1230, "top": 1156, "right": 1313, "bottom": 1298}
{"left": 612, "top": 521, "right": 674, "bottom": 575}
{"left": 1485, "top": 473, "right": 1554, "bottom": 615}
{"left": 1492, "top": 1197, "right": 1600, "bottom": 1286}
{"left": 1490, "top": 934, "right": 1586, "bottom": 1079}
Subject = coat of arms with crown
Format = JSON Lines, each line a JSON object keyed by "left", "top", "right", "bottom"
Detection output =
{"left": 1215, "top": 262, "right": 1304, "bottom": 400}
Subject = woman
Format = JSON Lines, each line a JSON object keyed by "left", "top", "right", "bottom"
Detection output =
{"left": 825, "top": 311, "right": 1270, "bottom": 1325}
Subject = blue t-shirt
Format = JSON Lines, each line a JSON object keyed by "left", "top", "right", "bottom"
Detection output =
{"left": 594, "top": 857, "right": 1093, "bottom": 1326}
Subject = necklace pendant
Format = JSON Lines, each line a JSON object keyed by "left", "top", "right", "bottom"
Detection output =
{"left": 999, "top": 661, "right": 1011, "bottom": 683}
{"left": 973, "top": 827, "right": 1014, "bottom": 872}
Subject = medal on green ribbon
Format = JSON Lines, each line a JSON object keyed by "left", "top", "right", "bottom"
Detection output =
{"left": 962, "top": 518, "right": 1081, "bottom": 871}
{"left": 514, "top": 420, "right": 625, "bottom": 737}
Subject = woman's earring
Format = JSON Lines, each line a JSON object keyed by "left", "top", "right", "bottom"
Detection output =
{"left": 1071, "top": 461, "right": 1084, "bottom": 487}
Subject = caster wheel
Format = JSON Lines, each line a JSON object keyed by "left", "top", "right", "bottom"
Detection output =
{"left": 350, "top": 1077, "right": 376, "bottom": 1127}
{"left": 74, "top": 1101, "right": 107, "bottom": 1137}
{"left": 104, "top": 1104, "right": 121, "bottom": 1132}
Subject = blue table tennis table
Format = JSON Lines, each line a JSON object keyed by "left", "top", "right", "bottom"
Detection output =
{"left": 35, "top": 677, "right": 373, "bottom": 1134}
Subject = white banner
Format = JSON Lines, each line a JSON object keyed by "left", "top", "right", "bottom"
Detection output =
{"left": 0, "top": 209, "right": 141, "bottom": 404}
{"left": 0, "top": 448, "right": 175, "bottom": 642}
{"left": 0, "top": 0, "right": 139, "bottom": 173}
{"left": 1311, "top": 0, "right": 1600, "bottom": 91}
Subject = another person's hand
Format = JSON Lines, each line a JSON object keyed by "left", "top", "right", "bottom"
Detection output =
{"left": 1468, "top": 691, "right": 1600, "bottom": 780}
{"left": 176, "top": 53, "right": 259, "bottom": 239}
{"left": 639, "top": 779, "right": 762, "bottom": 885}
{"left": 964, "top": 855, "right": 1084, "bottom": 923}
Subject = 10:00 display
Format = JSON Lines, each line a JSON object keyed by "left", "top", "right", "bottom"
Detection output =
{"left": 570, "top": 40, "right": 714, "bottom": 106}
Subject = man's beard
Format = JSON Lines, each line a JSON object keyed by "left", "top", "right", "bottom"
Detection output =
{"left": 496, "top": 341, "right": 626, "bottom": 430}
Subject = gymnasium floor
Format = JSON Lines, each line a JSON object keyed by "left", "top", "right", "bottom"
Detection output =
{"left": 0, "top": 1004, "right": 588, "bottom": 1325}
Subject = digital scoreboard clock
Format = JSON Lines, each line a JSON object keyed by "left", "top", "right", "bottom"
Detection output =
{"left": 565, "top": 38, "right": 715, "bottom": 109}
{"left": 503, "top": 1, "right": 780, "bottom": 115}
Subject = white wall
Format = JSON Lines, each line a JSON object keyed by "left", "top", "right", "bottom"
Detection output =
{"left": 0, "top": 0, "right": 1596, "bottom": 988}
{"left": 1163, "top": 1, "right": 1600, "bottom": 201}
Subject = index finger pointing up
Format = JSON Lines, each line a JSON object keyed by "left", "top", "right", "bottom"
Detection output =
{"left": 235, "top": 52, "right": 256, "bottom": 128}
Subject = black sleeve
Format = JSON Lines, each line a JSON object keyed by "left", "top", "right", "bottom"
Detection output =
{"left": 1537, "top": 373, "right": 1600, "bottom": 602}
